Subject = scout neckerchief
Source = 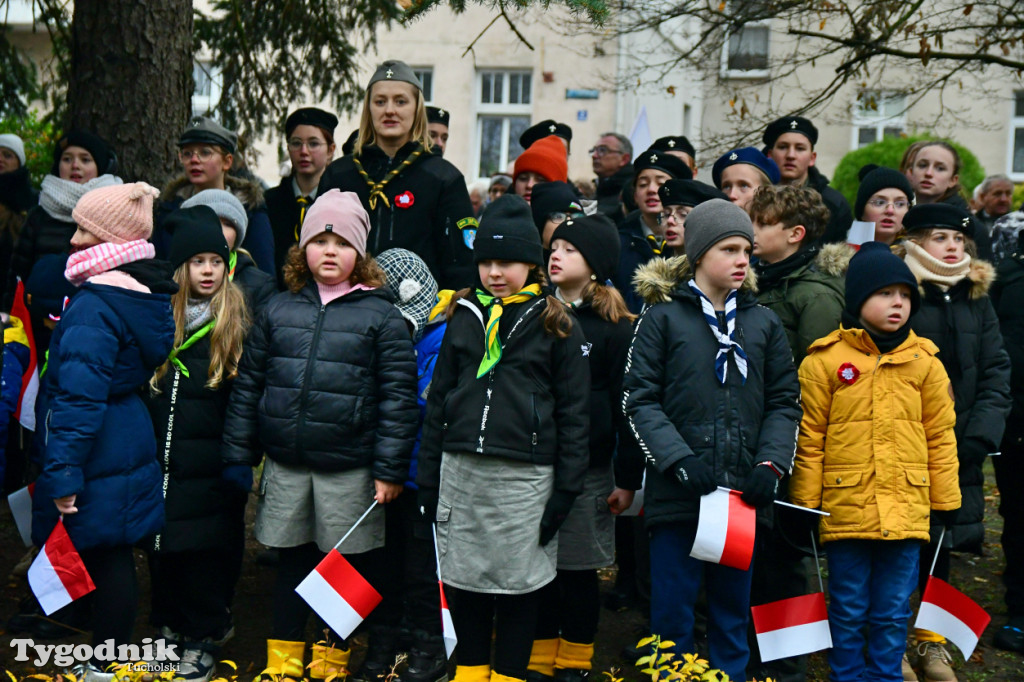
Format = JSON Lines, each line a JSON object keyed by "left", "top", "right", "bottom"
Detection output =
{"left": 352, "top": 143, "right": 426, "bottom": 210}
{"left": 473, "top": 284, "right": 542, "bottom": 378}
{"left": 687, "top": 280, "right": 747, "bottom": 384}
{"left": 294, "top": 195, "right": 309, "bottom": 241}
{"left": 168, "top": 320, "right": 215, "bottom": 378}
{"left": 646, "top": 234, "right": 666, "bottom": 256}
{"left": 228, "top": 251, "right": 237, "bottom": 281}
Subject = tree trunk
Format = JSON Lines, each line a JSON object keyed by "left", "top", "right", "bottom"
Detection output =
{"left": 68, "top": 0, "right": 192, "bottom": 186}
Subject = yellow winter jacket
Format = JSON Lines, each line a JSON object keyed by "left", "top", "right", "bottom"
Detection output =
{"left": 789, "top": 326, "right": 960, "bottom": 543}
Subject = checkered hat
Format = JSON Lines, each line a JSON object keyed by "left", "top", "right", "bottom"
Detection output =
{"left": 376, "top": 248, "right": 439, "bottom": 343}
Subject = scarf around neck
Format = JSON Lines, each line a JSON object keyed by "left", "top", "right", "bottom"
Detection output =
{"left": 185, "top": 298, "right": 213, "bottom": 334}
{"left": 688, "top": 279, "right": 747, "bottom": 384}
{"left": 474, "top": 283, "right": 543, "bottom": 378}
{"left": 64, "top": 240, "right": 156, "bottom": 286}
{"left": 39, "top": 174, "right": 123, "bottom": 222}
{"left": 903, "top": 240, "right": 971, "bottom": 290}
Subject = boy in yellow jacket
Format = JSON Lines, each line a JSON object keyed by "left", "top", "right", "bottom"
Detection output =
{"left": 790, "top": 241, "right": 960, "bottom": 682}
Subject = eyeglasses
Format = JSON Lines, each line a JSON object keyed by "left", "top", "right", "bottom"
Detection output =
{"left": 589, "top": 145, "right": 623, "bottom": 157}
{"left": 659, "top": 207, "right": 690, "bottom": 223}
{"left": 867, "top": 198, "right": 910, "bottom": 210}
{"left": 288, "top": 139, "right": 326, "bottom": 151}
{"left": 548, "top": 211, "right": 586, "bottom": 224}
{"left": 178, "top": 147, "right": 219, "bottom": 162}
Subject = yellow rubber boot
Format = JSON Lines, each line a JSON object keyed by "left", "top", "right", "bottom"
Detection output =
{"left": 267, "top": 639, "right": 306, "bottom": 679}
{"left": 309, "top": 643, "right": 351, "bottom": 680}
{"left": 553, "top": 639, "right": 594, "bottom": 671}
{"left": 526, "top": 639, "right": 558, "bottom": 678}
{"left": 453, "top": 665, "right": 492, "bottom": 682}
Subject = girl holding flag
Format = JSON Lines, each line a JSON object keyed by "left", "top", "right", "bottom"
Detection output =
{"left": 416, "top": 194, "right": 591, "bottom": 682}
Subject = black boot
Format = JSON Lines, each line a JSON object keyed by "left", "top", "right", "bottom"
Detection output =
{"left": 554, "top": 670, "right": 589, "bottom": 682}
{"left": 398, "top": 630, "right": 448, "bottom": 682}
{"left": 355, "top": 626, "right": 400, "bottom": 682}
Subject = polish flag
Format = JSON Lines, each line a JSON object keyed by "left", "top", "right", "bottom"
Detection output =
{"left": 296, "top": 549, "right": 382, "bottom": 640}
{"left": 27, "top": 518, "right": 96, "bottom": 615}
{"left": 439, "top": 581, "right": 457, "bottom": 658}
{"left": 915, "top": 577, "right": 991, "bottom": 658}
{"left": 689, "top": 488, "right": 756, "bottom": 570}
{"left": 752, "top": 592, "right": 832, "bottom": 662}
{"left": 7, "top": 483, "right": 35, "bottom": 547}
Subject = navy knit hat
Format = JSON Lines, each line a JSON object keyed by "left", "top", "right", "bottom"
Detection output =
{"left": 855, "top": 165, "right": 914, "bottom": 220}
{"left": 712, "top": 147, "right": 781, "bottom": 188}
{"left": 549, "top": 214, "right": 621, "bottom": 284}
{"left": 474, "top": 194, "right": 544, "bottom": 266}
{"left": 167, "top": 206, "right": 231, "bottom": 270}
{"left": 844, "top": 241, "right": 920, "bottom": 317}
{"left": 903, "top": 203, "right": 976, "bottom": 240}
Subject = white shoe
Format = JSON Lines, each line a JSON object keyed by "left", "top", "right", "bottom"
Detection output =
{"left": 175, "top": 645, "right": 216, "bottom": 682}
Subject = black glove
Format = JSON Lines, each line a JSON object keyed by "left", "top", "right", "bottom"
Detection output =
{"left": 417, "top": 487, "right": 439, "bottom": 523}
{"left": 959, "top": 438, "right": 989, "bottom": 468}
{"left": 674, "top": 456, "right": 717, "bottom": 496}
{"left": 740, "top": 464, "right": 781, "bottom": 508}
{"left": 222, "top": 464, "right": 253, "bottom": 493}
{"left": 539, "top": 489, "right": 578, "bottom": 546}
{"left": 932, "top": 507, "right": 960, "bottom": 529}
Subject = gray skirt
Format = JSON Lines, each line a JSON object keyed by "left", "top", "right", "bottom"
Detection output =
{"left": 557, "top": 464, "right": 616, "bottom": 570}
{"left": 254, "top": 458, "right": 385, "bottom": 554}
{"left": 437, "top": 451, "right": 556, "bottom": 594}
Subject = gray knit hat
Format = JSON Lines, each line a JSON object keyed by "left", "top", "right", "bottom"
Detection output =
{"left": 684, "top": 198, "right": 754, "bottom": 264}
{"left": 181, "top": 189, "right": 248, "bottom": 248}
{"left": 0, "top": 134, "right": 26, "bottom": 166}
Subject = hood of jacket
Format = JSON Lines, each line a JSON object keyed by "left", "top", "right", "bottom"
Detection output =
{"left": 160, "top": 173, "right": 264, "bottom": 208}
{"left": 632, "top": 254, "right": 759, "bottom": 306}
{"left": 891, "top": 242, "right": 996, "bottom": 300}
{"left": 805, "top": 165, "right": 833, "bottom": 192}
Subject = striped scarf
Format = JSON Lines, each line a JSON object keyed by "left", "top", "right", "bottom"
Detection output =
{"left": 688, "top": 280, "right": 747, "bottom": 384}
{"left": 64, "top": 240, "right": 156, "bottom": 287}
{"left": 474, "top": 284, "right": 542, "bottom": 378}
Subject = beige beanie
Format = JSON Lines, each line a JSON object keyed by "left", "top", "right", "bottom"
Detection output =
{"left": 72, "top": 182, "right": 160, "bottom": 244}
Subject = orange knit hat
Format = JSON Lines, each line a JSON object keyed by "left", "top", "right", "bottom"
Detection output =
{"left": 514, "top": 135, "right": 568, "bottom": 183}
{"left": 72, "top": 182, "right": 160, "bottom": 244}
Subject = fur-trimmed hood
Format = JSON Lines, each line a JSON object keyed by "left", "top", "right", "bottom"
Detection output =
{"left": 815, "top": 242, "right": 855, "bottom": 278}
{"left": 160, "top": 173, "right": 264, "bottom": 209}
{"left": 891, "top": 242, "right": 995, "bottom": 299}
{"left": 632, "top": 254, "right": 759, "bottom": 305}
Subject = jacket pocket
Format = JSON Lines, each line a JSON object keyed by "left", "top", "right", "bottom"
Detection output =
{"left": 905, "top": 469, "right": 931, "bottom": 528}
{"left": 822, "top": 470, "right": 864, "bottom": 526}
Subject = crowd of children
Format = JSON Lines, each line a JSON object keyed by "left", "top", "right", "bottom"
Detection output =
{"left": 2, "top": 58, "right": 1024, "bottom": 682}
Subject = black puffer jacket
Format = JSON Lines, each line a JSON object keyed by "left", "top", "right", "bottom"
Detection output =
{"left": 232, "top": 250, "right": 276, "bottom": 318}
{"left": 145, "top": 334, "right": 247, "bottom": 553}
{"left": 221, "top": 283, "right": 418, "bottom": 480}
{"left": 623, "top": 256, "right": 802, "bottom": 528}
{"left": 806, "top": 166, "right": 853, "bottom": 246}
{"left": 417, "top": 295, "right": 591, "bottom": 495}
{"left": 612, "top": 211, "right": 664, "bottom": 314}
{"left": 991, "top": 252, "right": 1024, "bottom": 449}
{"left": 317, "top": 142, "right": 477, "bottom": 290}
{"left": 898, "top": 247, "right": 1012, "bottom": 553}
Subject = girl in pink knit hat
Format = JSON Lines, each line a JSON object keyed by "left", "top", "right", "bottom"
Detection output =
{"left": 221, "top": 188, "right": 418, "bottom": 679}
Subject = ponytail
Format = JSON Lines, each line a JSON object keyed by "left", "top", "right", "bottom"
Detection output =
{"left": 581, "top": 281, "right": 636, "bottom": 324}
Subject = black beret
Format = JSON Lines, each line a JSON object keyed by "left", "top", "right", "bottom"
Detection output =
{"left": 367, "top": 60, "right": 422, "bottom": 91}
{"left": 902, "top": 203, "right": 976, "bottom": 239}
{"left": 650, "top": 135, "right": 696, "bottom": 160}
{"left": 426, "top": 106, "right": 450, "bottom": 127}
{"left": 712, "top": 147, "right": 781, "bottom": 188}
{"left": 341, "top": 130, "right": 358, "bottom": 156}
{"left": 763, "top": 116, "right": 819, "bottom": 149}
{"left": 285, "top": 108, "right": 339, "bottom": 138}
{"left": 520, "top": 120, "right": 572, "bottom": 151}
{"left": 659, "top": 179, "right": 727, "bottom": 208}
{"left": 633, "top": 148, "right": 693, "bottom": 180}
{"left": 179, "top": 116, "right": 237, "bottom": 154}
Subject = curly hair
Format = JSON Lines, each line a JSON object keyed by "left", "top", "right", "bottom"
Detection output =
{"left": 748, "top": 184, "right": 831, "bottom": 246}
{"left": 282, "top": 243, "right": 386, "bottom": 292}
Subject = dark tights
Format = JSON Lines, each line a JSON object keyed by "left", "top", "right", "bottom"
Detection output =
{"left": 79, "top": 545, "right": 138, "bottom": 657}
{"left": 448, "top": 587, "right": 540, "bottom": 679}
{"left": 533, "top": 570, "right": 600, "bottom": 644}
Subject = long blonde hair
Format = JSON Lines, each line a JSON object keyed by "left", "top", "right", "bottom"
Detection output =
{"left": 149, "top": 263, "right": 251, "bottom": 393}
{"left": 353, "top": 82, "right": 432, "bottom": 156}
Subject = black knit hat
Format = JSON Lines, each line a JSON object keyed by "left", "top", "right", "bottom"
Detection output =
{"left": 168, "top": 206, "right": 231, "bottom": 270}
{"left": 285, "top": 107, "right": 339, "bottom": 138}
{"left": 659, "top": 179, "right": 726, "bottom": 208}
{"left": 25, "top": 253, "right": 77, "bottom": 317}
{"left": 520, "top": 120, "right": 572, "bottom": 151}
{"left": 903, "top": 203, "right": 976, "bottom": 239}
{"left": 855, "top": 165, "right": 914, "bottom": 219}
{"left": 474, "top": 194, "right": 544, "bottom": 266}
{"left": 651, "top": 135, "right": 696, "bottom": 160}
{"left": 633, "top": 148, "right": 693, "bottom": 180}
{"left": 367, "top": 60, "right": 422, "bottom": 91}
{"left": 763, "top": 116, "right": 819, "bottom": 149}
{"left": 844, "top": 241, "right": 920, "bottom": 317}
{"left": 51, "top": 129, "right": 117, "bottom": 176}
{"left": 530, "top": 181, "right": 583, "bottom": 233}
{"left": 549, "top": 214, "right": 620, "bottom": 284}
{"left": 426, "top": 106, "right": 450, "bottom": 127}
{"left": 179, "top": 116, "right": 238, "bottom": 154}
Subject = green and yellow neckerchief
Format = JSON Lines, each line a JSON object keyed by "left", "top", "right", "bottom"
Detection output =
{"left": 473, "top": 284, "right": 542, "bottom": 378}
{"left": 352, "top": 143, "right": 426, "bottom": 210}
{"left": 168, "top": 320, "right": 216, "bottom": 378}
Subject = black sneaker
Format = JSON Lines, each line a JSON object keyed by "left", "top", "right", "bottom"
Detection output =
{"left": 994, "top": 616, "right": 1024, "bottom": 652}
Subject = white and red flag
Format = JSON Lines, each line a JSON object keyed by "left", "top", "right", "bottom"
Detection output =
{"left": 27, "top": 518, "right": 96, "bottom": 615}
{"left": 751, "top": 592, "right": 832, "bottom": 662}
{"left": 296, "top": 549, "right": 382, "bottom": 640}
{"left": 439, "top": 581, "right": 458, "bottom": 658}
{"left": 7, "top": 482, "right": 35, "bottom": 547}
{"left": 690, "top": 488, "right": 756, "bottom": 570}
{"left": 915, "top": 577, "right": 991, "bottom": 659}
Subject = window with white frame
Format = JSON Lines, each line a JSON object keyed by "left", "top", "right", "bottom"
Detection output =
{"left": 476, "top": 70, "right": 532, "bottom": 178}
{"left": 1010, "top": 92, "right": 1024, "bottom": 177}
{"left": 413, "top": 67, "right": 434, "bottom": 103}
{"left": 852, "top": 91, "right": 907, "bottom": 148}
{"left": 719, "top": 1, "right": 770, "bottom": 80}
{"left": 192, "top": 60, "right": 222, "bottom": 117}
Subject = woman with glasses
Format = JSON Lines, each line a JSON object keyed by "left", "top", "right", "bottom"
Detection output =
{"left": 317, "top": 60, "right": 478, "bottom": 290}
{"left": 154, "top": 117, "right": 275, "bottom": 275}
{"left": 855, "top": 165, "right": 915, "bottom": 245}
{"left": 265, "top": 108, "right": 338, "bottom": 289}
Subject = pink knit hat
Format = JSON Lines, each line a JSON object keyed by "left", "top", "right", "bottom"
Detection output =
{"left": 72, "top": 182, "right": 160, "bottom": 244}
{"left": 299, "top": 189, "right": 370, "bottom": 257}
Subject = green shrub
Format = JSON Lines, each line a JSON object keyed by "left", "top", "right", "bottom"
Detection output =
{"left": 0, "top": 110, "right": 59, "bottom": 188}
